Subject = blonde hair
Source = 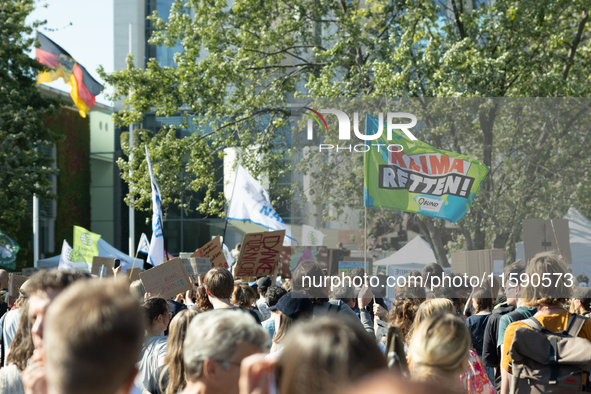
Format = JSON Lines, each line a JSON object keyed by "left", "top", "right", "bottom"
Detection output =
{"left": 521, "top": 251, "right": 572, "bottom": 306}
{"left": 410, "top": 313, "right": 471, "bottom": 383}
{"left": 406, "top": 298, "right": 454, "bottom": 345}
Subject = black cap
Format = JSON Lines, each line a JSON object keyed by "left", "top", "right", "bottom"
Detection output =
{"left": 268, "top": 291, "right": 314, "bottom": 319}
{"left": 257, "top": 277, "right": 272, "bottom": 290}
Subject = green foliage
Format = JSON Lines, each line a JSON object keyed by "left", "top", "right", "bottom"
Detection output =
{"left": 100, "top": 0, "right": 591, "bottom": 263}
{"left": 0, "top": 0, "right": 60, "bottom": 237}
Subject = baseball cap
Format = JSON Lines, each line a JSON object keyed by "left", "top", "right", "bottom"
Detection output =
{"left": 268, "top": 291, "right": 314, "bottom": 319}
{"left": 257, "top": 277, "right": 272, "bottom": 290}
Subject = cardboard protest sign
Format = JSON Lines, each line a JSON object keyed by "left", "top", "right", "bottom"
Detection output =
{"left": 139, "top": 258, "right": 192, "bottom": 299}
{"left": 9, "top": 274, "right": 28, "bottom": 297}
{"left": 176, "top": 257, "right": 212, "bottom": 277}
{"left": 337, "top": 257, "right": 373, "bottom": 276}
{"left": 327, "top": 248, "right": 351, "bottom": 276}
{"left": 91, "top": 257, "right": 115, "bottom": 278}
{"left": 191, "top": 235, "right": 228, "bottom": 269}
{"left": 235, "top": 230, "right": 285, "bottom": 277}
{"left": 451, "top": 249, "right": 506, "bottom": 280}
{"left": 22, "top": 267, "right": 46, "bottom": 277}
{"left": 523, "top": 219, "right": 572, "bottom": 264}
{"left": 127, "top": 268, "right": 142, "bottom": 282}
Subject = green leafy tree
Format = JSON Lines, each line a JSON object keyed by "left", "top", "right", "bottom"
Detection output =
{"left": 0, "top": 0, "right": 60, "bottom": 237}
{"left": 101, "top": 0, "right": 591, "bottom": 265}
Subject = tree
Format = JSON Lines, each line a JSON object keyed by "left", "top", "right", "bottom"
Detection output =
{"left": 0, "top": 0, "right": 60, "bottom": 237}
{"left": 101, "top": 0, "right": 591, "bottom": 265}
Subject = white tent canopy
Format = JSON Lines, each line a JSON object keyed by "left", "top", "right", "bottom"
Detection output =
{"left": 374, "top": 236, "right": 436, "bottom": 275}
{"left": 37, "top": 238, "right": 138, "bottom": 272}
{"left": 516, "top": 207, "right": 591, "bottom": 279}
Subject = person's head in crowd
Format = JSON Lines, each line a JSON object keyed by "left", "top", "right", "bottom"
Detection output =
{"left": 421, "top": 263, "right": 444, "bottom": 292}
{"left": 231, "top": 285, "right": 257, "bottom": 308}
{"left": 27, "top": 269, "right": 91, "bottom": 350}
{"left": 292, "top": 260, "right": 328, "bottom": 304}
{"left": 44, "top": 278, "right": 144, "bottom": 394}
{"left": 504, "top": 265, "right": 526, "bottom": 307}
{"left": 430, "top": 287, "right": 462, "bottom": 317}
{"left": 577, "top": 274, "right": 589, "bottom": 287}
{"left": 234, "top": 279, "right": 247, "bottom": 286}
{"left": 409, "top": 313, "right": 471, "bottom": 389}
{"left": 183, "top": 309, "right": 268, "bottom": 394}
{"left": 502, "top": 261, "right": 525, "bottom": 293}
{"left": 337, "top": 242, "right": 344, "bottom": 249}
{"left": 406, "top": 298, "right": 454, "bottom": 344}
{"left": 470, "top": 287, "right": 493, "bottom": 313}
{"left": 142, "top": 297, "right": 171, "bottom": 337}
{"left": 130, "top": 279, "right": 146, "bottom": 301}
{"left": 256, "top": 277, "right": 272, "bottom": 299}
{"left": 395, "top": 273, "right": 427, "bottom": 302}
{"left": 282, "top": 278, "right": 292, "bottom": 292}
{"left": 265, "top": 285, "right": 287, "bottom": 308}
{"left": 7, "top": 299, "right": 33, "bottom": 370}
{"left": 195, "top": 285, "right": 214, "bottom": 312}
{"left": 276, "top": 316, "right": 387, "bottom": 394}
{"left": 14, "top": 279, "right": 31, "bottom": 309}
{"left": 188, "top": 276, "right": 199, "bottom": 299}
{"left": 350, "top": 267, "right": 365, "bottom": 283}
{"left": 234, "top": 243, "right": 241, "bottom": 251}
{"left": 204, "top": 267, "right": 234, "bottom": 307}
{"left": 159, "top": 309, "right": 199, "bottom": 394}
{"left": 521, "top": 251, "right": 572, "bottom": 307}
{"left": 342, "top": 371, "right": 459, "bottom": 394}
{"left": 333, "top": 283, "right": 356, "bottom": 309}
{"left": 571, "top": 286, "right": 591, "bottom": 316}
{"left": 407, "top": 270, "right": 423, "bottom": 287}
{"left": 388, "top": 293, "right": 421, "bottom": 344}
{"left": 269, "top": 292, "right": 313, "bottom": 348}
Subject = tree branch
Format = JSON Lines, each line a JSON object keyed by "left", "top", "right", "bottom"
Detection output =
{"left": 562, "top": 10, "right": 589, "bottom": 80}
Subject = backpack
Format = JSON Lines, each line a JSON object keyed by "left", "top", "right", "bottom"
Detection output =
{"left": 508, "top": 314, "right": 591, "bottom": 394}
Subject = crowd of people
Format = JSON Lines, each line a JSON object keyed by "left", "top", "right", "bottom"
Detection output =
{"left": 0, "top": 250, "right": 588, "bottom": 393}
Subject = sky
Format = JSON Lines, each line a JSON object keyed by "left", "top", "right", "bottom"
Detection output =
{"left": 26, "top": 0, "right": 114, "bottom": 105}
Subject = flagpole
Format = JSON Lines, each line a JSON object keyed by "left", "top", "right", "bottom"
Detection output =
{"left": 364, "top": 206, "right": 367, "bottom": 276}
{"left": 223, "top": 165, "right": 240, "bottom": 242}
{"left": 129, "top": 248, "right": 140, "bottom": 278}
{"left": 128, "top": 22, "right": 135, "bottom": 257}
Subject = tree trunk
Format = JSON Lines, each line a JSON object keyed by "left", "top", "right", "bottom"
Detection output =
{"left": 423, "top": 217, "right": 450, "bottom": 267}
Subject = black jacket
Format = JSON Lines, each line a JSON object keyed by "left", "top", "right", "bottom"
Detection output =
{"left": 482, "top": 302, "right": 515, "bottom": 392}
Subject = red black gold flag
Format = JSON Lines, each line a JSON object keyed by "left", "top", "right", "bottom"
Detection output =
{"left": 36, "top": 32, "right": 104, "bottom": 118}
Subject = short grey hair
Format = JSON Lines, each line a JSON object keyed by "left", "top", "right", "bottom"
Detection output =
{"left": 184, "top": 309, "right": 269, "bottom": 380}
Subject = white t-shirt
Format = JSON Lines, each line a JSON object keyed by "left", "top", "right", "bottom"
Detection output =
{"left": 135, "top": 336, "right": 167, "bottom": 391}
{"left": 256, "top": 298, "right": 271, "bottom": 321}
{"left": 2, "top": 308, "right": 21, "bottom": 365}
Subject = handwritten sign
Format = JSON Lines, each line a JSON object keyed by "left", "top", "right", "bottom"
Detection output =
{"left": 235, "top": 230, "right": 285, "bottom": 277}
{"left": 191, "top": 235, "right": 228, "bottom": 269}
{"left": 91, "top": 257, "right": 115, "bottom": 278}
{"left": 139, "top": 259, "right": 192, "bottom": 299}
{"left": 175, "top": 257, "right": 212, "bottom": 277}
{"left": 9, "top": 274, "right": 28, "bottom": 297}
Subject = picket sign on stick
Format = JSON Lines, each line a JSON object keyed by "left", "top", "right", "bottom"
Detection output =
{"left": 234, "top": 230, "right": 285, "bottom": 278}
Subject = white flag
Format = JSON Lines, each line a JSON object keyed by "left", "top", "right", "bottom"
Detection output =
{"left": 145, "top": 146, "right": 164, "bottom": 266}
{"left": 58, "top": 240, "right": 75, "bottom": 270}
{"left": 137, "top": 233, "right": 150, "bottom": 255}
{"left": 301, "top": 225, "right": 326, "bottom": 246}
{"left": 223, "top": 243, "right": 235, "bottom": 268}
{"left": 227, "top": 164, "right": 296, "bottom": 244}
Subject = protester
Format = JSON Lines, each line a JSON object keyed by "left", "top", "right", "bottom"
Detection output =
{"left": 268, "top": 292, "right": 313, "bottom": 353}
{"left": 130, "top": 279, "right": 147, "bottom": 301}
{"left": 464, "top": 287, "right": 493, "bottom": 383}
{"left": 500, "top": 252, "right": 591, "bottom": 394}
{"left": 147, "top": 309, "right": 199, "bottom": 394}
{"left": 421, "top": 263, "right": 444, "bottom": 294}
{"left": 181, "top": 309, "right": 268, "bottom": 394}
{"left": 204, "top": 268, "right": 261, "bottom": 324}
{"left": 333, "top": 283, "right": 356, "bottom": 310}
{"left": 231, "top": 285, "right": 263, "bottom": 323}
{"left": 261, "top": 285, "right": 287, "bottom": 347}
{"left": 341, "top": 371, "right": 458, "bottom": 394}
{"left": 136, "top": 297, "right": 171, "bottom": 391}
{"left": 255, "top": 277, "right": 272, "bottom": 321}
{"left": 481, "top": 262, "right": 522, "bottom": 391}
{"left": 44, "top": 278, "right": 145, "bottom": 394}
{"left": 1, "top": 279, "right": 30, "bottom": 366}
{"left": 194, "top": 285, "right": 213, "bottom": 312}
{"left": 231, "top": 243, "right": 241, "bottom": 260}
{"left": 387, "top": 293, "right": 421, "bottom": 346}
{"left": 571, "top": 286, "right": 591, "bottom": 317}
{"left": 291, "top": 260, "right": 373, "bottom": 334}
{"left": 410, "top": 313, "right": 471, "bottom": 391}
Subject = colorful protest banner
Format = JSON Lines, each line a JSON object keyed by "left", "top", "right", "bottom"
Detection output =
{"left": 364, "top": 114, "right": 489, "bottom": 223}
{"left": 0, "top": 230, "right": 19, "bottom": 270}
{"left": 235, "top": 230, "right": 285, "bottom": 277}
{"left": 71, "top": 226, "right": 101, "bottom": 264}
{"left": 9, "top": 274, "right": 28, "bottom": 297}
{"left": 280, "top": 246, "right": 329, "bottom": 278}
{"left": 139, "top": 259, "right": 192, "bottom": 299}
{"left": 191, "top": 236, "right": 228, "bottom": 269}
{"left": 338, "top": 257, "right": 373, "bottom": 276}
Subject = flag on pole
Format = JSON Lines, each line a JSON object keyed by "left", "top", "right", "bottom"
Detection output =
{"left": 58, "top": 240, "right": 75, "bottom": 270}
{"left": 0, "top": 230, "right": 19, "bottom": 270}
{"left": 364, "top": 114, "right": 489, "bottom": 223}
{"left": 222, "top": 243, "right": 235, "bottom": 268}
{"left": 35, "top": 32, "right": 104, "bottom": 117}
{"left": 301, "top": 225, "right": 326, "bottom": 246}
{"left": 137, "top": 233, "right": 150, "bottom": 255}
{"left": 227, "top": 164, "right": 296, "bottom": 244}
{"left": 71, "top": 226, "right": 101, "bottom": 264}
{"left": 145, "top": 146, "right": 164, "bottom": 266}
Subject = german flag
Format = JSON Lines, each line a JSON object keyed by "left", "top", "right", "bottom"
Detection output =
{"left": 36, "top": 32, "right": 104, "bottom": 118}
